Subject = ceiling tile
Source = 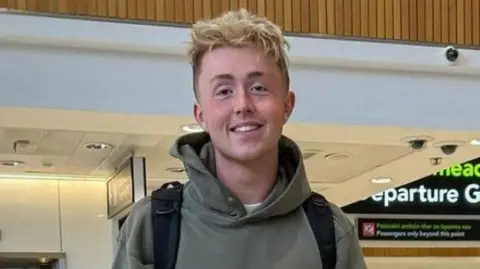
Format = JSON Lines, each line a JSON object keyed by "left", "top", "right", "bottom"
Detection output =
{"left": 0, "top": 128, "right": 44, "bottom": 154}
{"left": 37, "top": 130, "right": 84, "bottom": 156}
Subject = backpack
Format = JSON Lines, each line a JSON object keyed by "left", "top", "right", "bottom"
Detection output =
{"left": 151, "top": 181, "right": 337, "bottom": 269}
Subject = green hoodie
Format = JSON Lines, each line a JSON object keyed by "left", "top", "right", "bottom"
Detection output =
{"left": 112, "top": 133, "right": 367, "bottom": 269}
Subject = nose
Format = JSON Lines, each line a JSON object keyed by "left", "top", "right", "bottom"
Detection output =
{"left": 233, "top": 89, "right": 255, "bottom": 116}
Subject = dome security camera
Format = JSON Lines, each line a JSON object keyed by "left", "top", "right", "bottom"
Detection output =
{"left": 444, "top": 46, "right": 459, "bottom": 65}
{"left": 408, "top": 139, "right": 427, "bottom": 151}
{"left": 440, "top": 144, "right": 458, "bottom": 155}
{"left": 433, "top": 141, "right": 465, "bottom": 156}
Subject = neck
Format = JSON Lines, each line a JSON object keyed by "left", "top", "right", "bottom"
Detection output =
{"left": 214, "top": 147, "right": 279, "bottom": 204}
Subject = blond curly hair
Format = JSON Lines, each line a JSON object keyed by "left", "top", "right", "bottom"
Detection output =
{"left": 188, "top": 9, "right": 290, "bottom": 95}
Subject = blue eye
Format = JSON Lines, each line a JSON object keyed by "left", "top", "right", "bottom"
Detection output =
{"left": 216, "top": 88, "right": 233, "bottom": 96}
{"left": 251, "top": 85, "right": 267, "bottom": 92}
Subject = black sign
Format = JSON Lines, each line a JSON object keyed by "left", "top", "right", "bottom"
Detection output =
{"left": 357, "top": 218, "right": 480, "bottom": 241}
{"left": 343, "top": 157, "right": 480, "bottom": 215}
{"left": 107, "top": 160, "right": 134, "bottom": 219}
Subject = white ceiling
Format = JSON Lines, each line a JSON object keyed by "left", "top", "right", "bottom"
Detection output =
{"left": 0, "top": 126, "right": 411, "bottom": 186}
{"left": 0, "top": 107, "right": 479, "bottom": 206}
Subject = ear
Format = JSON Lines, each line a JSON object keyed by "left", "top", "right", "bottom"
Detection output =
{"left": 193, "top": 102, "right": 208, "bottom": 132}
{"left": 283, "top": 90, "right": 296, "bottom": 124}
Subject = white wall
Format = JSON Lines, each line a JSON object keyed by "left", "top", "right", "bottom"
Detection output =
{"left": 0, "top": 178, "right": 113, "bottom": 269}
{"left": 1, "top": 12, "right": 480, "bottom": 131}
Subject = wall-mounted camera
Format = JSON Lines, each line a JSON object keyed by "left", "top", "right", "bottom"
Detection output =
{"left": 401, "top": 136, "right": 433, "bottom": 151}
{"left": 444, "top": 46, "right": 459, "bottom": 64}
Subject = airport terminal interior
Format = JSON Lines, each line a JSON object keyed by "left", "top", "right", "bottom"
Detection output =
{"left": 1, "top": 2, "right": 480, "bottom": 269}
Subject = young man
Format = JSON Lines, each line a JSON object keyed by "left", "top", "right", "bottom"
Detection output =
{"left": 112, "top": 9, "right": 367, "bottom": 269}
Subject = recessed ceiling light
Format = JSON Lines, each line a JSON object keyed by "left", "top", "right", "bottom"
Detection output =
{"left": 470, "top": 139, "right": 480, "bottom": 146}
{"left": 0, "top": 160, "right": 24, "bottom": 167}
{"left": 371, "top": 177, "right": 392, "bottom": 184}
{"left": 166, "top": 167, "right": 185, "bottom": 173}
{"left": 324, "top": 153, "right": 350, "bottom": 161}
{"left": 181, "top": 124, "right": 203, "bottom": 133}
{"left": 84, "top": 142, "right": 112, "bottom": 150}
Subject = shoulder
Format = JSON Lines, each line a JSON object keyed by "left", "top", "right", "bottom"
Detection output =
{"left": 328, "top": 202, "right": 357, "bottom": 242}
{"left": 128, "top": 196, "right": 152, "bottom": 224}
{"left": 118, "top": 196, "right": 153, "bottom": 243}
{"left": 116, "top": 196, "right": 154, "bottom": 263}
{"left": 119, "top": 181, "right": 186, "bottom": 242}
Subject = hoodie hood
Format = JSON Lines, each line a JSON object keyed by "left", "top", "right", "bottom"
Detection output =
{"left": 169, "top": 132, "right": 312, "bottom": 227}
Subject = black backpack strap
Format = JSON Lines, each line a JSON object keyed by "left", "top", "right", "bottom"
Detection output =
{"left": 151, "top": 181, "right": 184, "bottom": 269}
{"left": 303, "top": 192, "right": 337, "bottom": 269}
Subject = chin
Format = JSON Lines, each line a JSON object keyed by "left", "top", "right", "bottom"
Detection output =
{"left": 230, "top": 153, "right": 263, "bottom": 163}
{"left": 225, "top": 146, "right": 272, "bottom": 163}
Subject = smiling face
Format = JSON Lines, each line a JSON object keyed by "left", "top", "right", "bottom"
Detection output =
{"left": 193, "top": 46, "right": 295, "bottom": 162}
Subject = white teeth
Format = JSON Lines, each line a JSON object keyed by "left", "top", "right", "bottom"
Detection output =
{"left": 233, "top": 124, "right": 260, "bottom": 132}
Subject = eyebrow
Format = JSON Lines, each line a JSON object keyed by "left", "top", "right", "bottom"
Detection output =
{"left": 210, "top": 71, "right": 265, "bottom": 83}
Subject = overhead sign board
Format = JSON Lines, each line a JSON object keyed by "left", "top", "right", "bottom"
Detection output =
{"left": 357, "top": 218, "right": 480, "bottom": 241}
{"left": 343, "top": 157, "right": 480, "bottom": 215}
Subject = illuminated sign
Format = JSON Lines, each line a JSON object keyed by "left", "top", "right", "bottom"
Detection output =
{"left": 370, "top": 183, "right": 480, "bottom": 207}
{"left": 357, "top": 218, "right": 480, "bottom": 241}
{"left": 434, "top": 162, "right": 480, "bottom": 178}
{"left": 342, "top": 157, "right": 480, "bottom": 215}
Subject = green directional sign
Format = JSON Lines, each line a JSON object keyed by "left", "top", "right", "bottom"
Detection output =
{"left": 434, "top": 162, "right": 480, "bottom": 178}
{"left": 342, "top": 157, "right": 480, "bottom": 215}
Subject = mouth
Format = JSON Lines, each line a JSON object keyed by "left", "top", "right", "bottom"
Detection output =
{"left": 229, "top": 123, "right": 264, "bottom": 133}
